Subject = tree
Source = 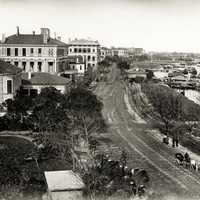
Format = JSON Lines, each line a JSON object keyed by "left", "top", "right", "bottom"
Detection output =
{"left": 1, "top": 91, "right": 33, "bottom": 130}
{"left": 29, "top": 87, "right": 72, "bottom": 162}
{"left": 30, "top": 87, "right": 68, "bottom": 132}
{"left": 84, "top": 66, "right": 95, "bottom": 86}
{"left": 117, "top": 60, "right": 130, "bottom": 71}
{"left": 142, "top": 84, "right": 183, "bottom": 136}
{"left": 64, "top": 87, "right": 106, "bottom": 145}
{"left": 146, "top": 70, "right": 154, "bottom": 80}
{"left": 117, "top": 60, "right": 130, "bottom": 79}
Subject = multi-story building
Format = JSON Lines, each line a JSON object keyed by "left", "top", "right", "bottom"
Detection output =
{"left": 0, "top": 27, "right": 68, "bottom": 74}
{"left": 111, "top": 47, "right": 129, "bottom": 57}
{"left": 0, "top": 60, "right": 22, "bottom": 104}
{"left": 59, "top": 55, "right": 85, "bottom": 76}
{"left": 128, "top": 47, "right": 145, "bottom": 57}
{"left": 68, "top": 56, "right": 85, "bottom": 75}
{"left": 67, "top": 39, "right": 100, "bottom": 69}
{"left": 105, "top": 48, "right": 112, "bottom": 57}
{"left": 100, "top": 47, "right": 110, "bottom": 62}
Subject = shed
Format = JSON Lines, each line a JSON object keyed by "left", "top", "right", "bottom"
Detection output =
{"left": 45, "top": 170, "right": 86, "bottom": 200}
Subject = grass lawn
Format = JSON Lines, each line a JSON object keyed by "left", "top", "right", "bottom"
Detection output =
{"left": 0, "top": 135, "right": 72, "bottom": 197}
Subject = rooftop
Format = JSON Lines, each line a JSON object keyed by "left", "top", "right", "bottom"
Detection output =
{"left": 126, "top": 68, "right": 147, "bottom": 74}
{"left": 68, "top": 39, "right": 100, "bottom": 46}
{"left": 171, "top": 75, "right": 188, "bottom": 80}
{"left": 0, "top": 59, "right": 22, "bottom": 75}
{"left": 3, "top": 34, "right": 67, "bottom": 46}
{"left": 21, "top": 72, "right": 71, "bottom": 85}
{"left": 45, "top": 170, "right": 85, "bottom": 192}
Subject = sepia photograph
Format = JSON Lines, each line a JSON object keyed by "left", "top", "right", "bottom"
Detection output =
{"left": 0, "top": 0, "right": 200, "bottom": 199}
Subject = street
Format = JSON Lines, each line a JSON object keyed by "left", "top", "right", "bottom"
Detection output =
{"left": 95, "top": 64, "right": 200, "bottom": 199}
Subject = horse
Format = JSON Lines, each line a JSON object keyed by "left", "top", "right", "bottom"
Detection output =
{"left": 175, "top": 153, "right": 200, "bottom": 172}
{"left": 184, "top": 153, "right": 191, "bottom": 169}
{"left": 175, "top": 153, "right": 184, "bottom": 166}
{"left": 96, "top": 158, "right": 126, "bottom": 179}
{"left": 131, "top": 169, "right": 150, "bottom": 194}
{"left": 189, "top": 160, "right": 200, "bottom": 172}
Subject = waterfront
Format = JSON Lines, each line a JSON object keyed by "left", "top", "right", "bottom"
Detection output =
{"left": 185, "top": 90, "right": 200, "bottom": 105}
{"left": 154, "top": 71, "right": 200, "bottom": 105}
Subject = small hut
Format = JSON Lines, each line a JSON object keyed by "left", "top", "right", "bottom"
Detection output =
{"left": 44, "top": 170, "right": 85, "bottom": 200}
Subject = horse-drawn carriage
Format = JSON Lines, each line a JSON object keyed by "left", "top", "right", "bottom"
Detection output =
{"left": 175, "top": 152, "right": 200, "bottom": 171}
{"left": 89, "top": 154, "right": 150, "bottom": 197}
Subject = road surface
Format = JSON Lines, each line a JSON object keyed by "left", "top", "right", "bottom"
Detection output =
{"left": 95, "top": 64, "right": 200, "bottom": 199}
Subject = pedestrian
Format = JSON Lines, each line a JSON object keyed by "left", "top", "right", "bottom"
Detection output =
{"left": 175, "top": 133, "right": 179, "bottom": 147}
{"left": 172, "top": 137, "right": 175, "bottom": 148}
{"left": 175, "top": 138, "right": 179, "bottom": 147}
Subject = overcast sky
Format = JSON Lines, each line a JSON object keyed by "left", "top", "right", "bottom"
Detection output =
{"left": 0, "top": 0, "right": 200, "bottom": 52}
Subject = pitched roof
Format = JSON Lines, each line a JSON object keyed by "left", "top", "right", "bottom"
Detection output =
{"left": 0, "top": 59, "right": 22, "bottom": 75}
{"left": 4, "top": 34, "right": 67, "bottom": 46}
{"left": 21, "top": 72, "right": 71, "bottom": 85}
{"left": 68, "top": 39, "right": 100, "bottom": 46}
{"left": 45, "top": 170, "right": 85, "bottom": 192}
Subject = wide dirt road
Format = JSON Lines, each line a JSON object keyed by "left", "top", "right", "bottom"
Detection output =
{"left": 95, "top": 64, "right": 200, "bottom": 199}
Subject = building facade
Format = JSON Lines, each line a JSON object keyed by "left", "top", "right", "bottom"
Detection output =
{"left": 128, "top": 48, "right": 145, "bottom": 57}
{"left": 21, "top": 72, "right": 71, "bottom": 96}
{"left": 68, "top": 56, "right": 85, "bottom": 75}
{"left": 0, "top": 60, "right": 22, "bottom": 104}
{"left": 58, "top": 55, "right": 85, "bottom": 76}
{"left": 99, "top": 47, "right": 108, "bottom": 62}
{"left": 111, "top": 48, "right": 129, "bottom": 57}
{"left": 0, "top": 27, "right": 68, "bottom": 74}
{"left": 67, "top": 39, "right": 100, "bottom": 69}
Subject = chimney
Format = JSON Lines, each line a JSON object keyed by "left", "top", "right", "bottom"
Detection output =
{"left": 28, "top": 71, "right": 32, "bottom": 80}
{"left": 41, "top": 28, "right": 50, "bottom": 44}
{"left": 16, "top": 26, "right": 20, "bottom": 36}
{"left": 54, "top": 32, "right": 56, "bottom": 39}
{"left": 2, "top": 34, "right": 6, "bottom": 43}
{"left": 33, "top": 31, "right": 35, "bottom": 35}
{"left": 68, "top": 38, "right": 71, "bottom": 42}
{"left": 57, "top": 36, "right": 61, "bottom": 41}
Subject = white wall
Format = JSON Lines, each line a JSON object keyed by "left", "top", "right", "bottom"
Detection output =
{"left": 22, "top": 84, "right": 67, "bottom": 94}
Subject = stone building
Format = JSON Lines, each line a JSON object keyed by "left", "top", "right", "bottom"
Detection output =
{"left": 21, "top": 72, "right": 71, "bottom": 96}
{"left": 0, "top": 60, "right": 22, "bottom": 104}
{"left": 0, "top": 27, "right": 68, "bottom": 74}
{"left": 68, "top": 39, "right": 100, "bottom": 69}
{"left": 111, "top": 47, "right": 129, "bottom": 57}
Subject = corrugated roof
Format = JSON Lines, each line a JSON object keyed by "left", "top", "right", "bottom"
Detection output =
{"left": 4, "top": 34, "right": 67, "bottom": 46}
{"left": 21, "top": 72, "right": 71, "bottom": 85}
{"left": 0, "top": 59, "right": 22, "bottom": 75}
{"left": 45, "top": 170, "right": 85, "bottom": 192}
{"left": 68, "top": 39, "right": 100, "bottom": 46}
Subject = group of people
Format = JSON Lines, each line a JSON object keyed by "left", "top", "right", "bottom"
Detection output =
{"left": 95, "top": 154, "right": 149, "bottom": 196}
{"left": 175, "top": 152, "right": 200, "bottom": 171}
